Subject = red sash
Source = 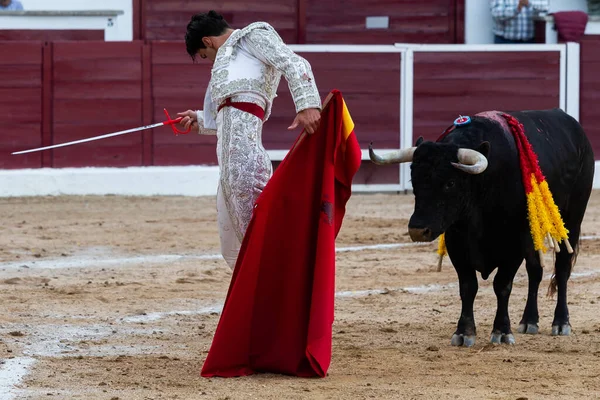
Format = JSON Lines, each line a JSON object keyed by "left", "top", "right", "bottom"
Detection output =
{"left": 218, "top": 98, "right": 265, "bottom": 120}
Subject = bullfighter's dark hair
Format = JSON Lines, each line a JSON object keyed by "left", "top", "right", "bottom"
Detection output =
{"left": 185, "top": 10, "right": 231, "bottom": 61}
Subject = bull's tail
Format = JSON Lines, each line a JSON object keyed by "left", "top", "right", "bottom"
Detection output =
{"left": 547, "top": 239, "right": 579, "bottom": 297}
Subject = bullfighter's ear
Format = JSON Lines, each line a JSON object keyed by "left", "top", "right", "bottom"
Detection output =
{"left": 415, "top": 136, "right": 425, "bottom": 146}
{"left": 477, "top": 141, "right": 490, "bottom": 158}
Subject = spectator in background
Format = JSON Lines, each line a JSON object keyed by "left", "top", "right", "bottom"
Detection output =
{"left": 0, "top": 0, "right": 24, "bottom": 10}
{"left": 490, "top": 0, "right": 549, "bottom": 43}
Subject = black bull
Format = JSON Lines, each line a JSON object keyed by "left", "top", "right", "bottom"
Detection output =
{"left": 370, "top": 109, "right": 594, "bottom": 347}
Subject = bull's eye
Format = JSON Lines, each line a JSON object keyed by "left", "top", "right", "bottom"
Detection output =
{"left": 444, "top": 180, "right": 456, "bottom": 190}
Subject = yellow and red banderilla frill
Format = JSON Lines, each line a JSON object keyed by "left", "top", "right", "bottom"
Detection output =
{"left": 437, "top": 113, "right": 572, "bottom": 270}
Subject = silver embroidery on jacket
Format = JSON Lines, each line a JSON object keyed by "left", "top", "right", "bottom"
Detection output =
{"left": 209, "top": 22, "right": 321, "bottom": 121}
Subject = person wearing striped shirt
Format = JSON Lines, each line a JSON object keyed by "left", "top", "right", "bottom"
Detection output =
{"left": 0, "top": 0, "right": 24, "bottom": 10}
{"left": 490, "top": 0, "right": 549, "bottom": 43}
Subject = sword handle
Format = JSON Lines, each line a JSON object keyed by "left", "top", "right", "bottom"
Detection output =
{"left": 163, "top": 108, "right": 192, "bottom": 135}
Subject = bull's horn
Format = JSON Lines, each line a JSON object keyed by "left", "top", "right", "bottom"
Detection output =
{"left": 369, "top": 143, "right": 416, "bottom": 165}
{"left": 451, "top": 148, "right": 488, "bottom": 174}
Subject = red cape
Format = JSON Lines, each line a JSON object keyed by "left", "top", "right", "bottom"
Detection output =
{"left": 200, "top": 89, "right": 361, "bottom": 378}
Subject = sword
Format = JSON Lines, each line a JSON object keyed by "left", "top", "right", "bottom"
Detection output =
{"left": 12, "top": 109, "right": 191, "bottom": 155}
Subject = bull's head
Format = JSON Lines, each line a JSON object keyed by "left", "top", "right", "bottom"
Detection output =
{"left": 369, "top": 138, "right": 489, "bottom": 242}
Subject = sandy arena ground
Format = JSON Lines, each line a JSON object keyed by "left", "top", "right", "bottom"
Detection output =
{"left": 1, "top": 191, "right": 600, "bottom": 400}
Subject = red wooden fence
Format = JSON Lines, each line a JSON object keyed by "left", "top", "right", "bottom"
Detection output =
{"left": 0, "top": 42, "right": 43, "bottom": 169}
{"left": 0, "top": 30, "right": 104, "bottom": 41}
{"left": 0, "top": 1, "right": 465, "bottom": 44}
{"left": 150, "top": 41, "right": 216, "bottom": 166}
{"left": 0, "top": 42, "right": 403, "bottom": 182}
{"left": 264, "top": 52, "right": 402, "bottom": 150}
{"left": 580, "top": 36, "right": 600, "bottom": 157}
{"left": 51, "top": 42, "right": 145, "bottom": 168}
{"left": 413, "top": 51, "right": 561, "bottom": 143}
{"left": 0, "top": 41, "right": 586, "bottom": 187}
{"left": 138, "top": 0, "right": 465, "bottom": 44}
{"left": 306, "top": 0, "right": 461, "bottom": 44}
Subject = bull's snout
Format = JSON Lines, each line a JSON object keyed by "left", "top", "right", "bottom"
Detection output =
{"left": 408, "top": 227, "right": 434, "bottom": 242}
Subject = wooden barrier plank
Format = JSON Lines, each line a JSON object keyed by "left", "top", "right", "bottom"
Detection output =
{"left": 50, "top": 42, "right": 144, "bottom": 167}
{"left": 0, "top": 42, "right": 43, "bottom": 169}
{"left": 413, "top": 50, "right": 561, "bottom": 142}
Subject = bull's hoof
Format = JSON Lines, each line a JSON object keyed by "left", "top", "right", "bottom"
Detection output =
{"left": 517, "top": 323, "right": 539, "bottom": 335}
{"left": 490, "top": 331, "right": 516, "bottom": 345}
{"left": 551, "top": 324, "right": 572, "bottom": 336}
{"left": 451, "top": 334, "right": 476, "bottom": 347}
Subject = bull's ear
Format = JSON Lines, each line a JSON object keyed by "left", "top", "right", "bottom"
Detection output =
{"left": 415, "top": 136, "right": 425, "bottom": 146}
{"left": 477, "top": 141, "right": 490, "bottom": 158}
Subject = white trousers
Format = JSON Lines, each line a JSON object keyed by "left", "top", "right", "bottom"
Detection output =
{"left": 217, "top": 184, "right": 242, "bottom": 270}
{"left": 214, "top": 94, "right": 271, "bottom": 270}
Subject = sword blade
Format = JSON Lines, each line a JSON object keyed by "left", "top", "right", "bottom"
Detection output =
{"left": 12, "top": 122, "right": 166, "bottom": 155}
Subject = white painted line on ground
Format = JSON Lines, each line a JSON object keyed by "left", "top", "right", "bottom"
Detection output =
{"left": 2, "top": 324, "right": 160, "bottom": 359}
{"left": 22, "top": 325, "right": 124, "bottom": 358}
{"left": 0, "top": 357, "right": 36, "bottom": 400}
{"left": 123, "top": 284, "right": 457, "bottom": 323}
{"left": 336, "top": 242, "right": 430, "bottom": 252}
{"left": 335, "top": 283, "right": 456, "bottom": 298}
{"left": 121, "top": 305, "right": 223, "bottom": 323}
{"left": 117, "top": 264, "right": 600, "bottom": 324}
{"left": 402, "top": 283, "right": 456, "bottom": 294}
{"left": 0, "top": 242, "right": 430, "bottom": 270}
{"left": 335, "top": 289, "right": 386, "bottom": 298}
{"left": 3, "top": 235, "right": 599, "bottom": 271}
{"left": 0, "top": 253, "right": 222, "bottom": 270}
{"left": 570, "top": 270, "right": 599, "bottom": 279}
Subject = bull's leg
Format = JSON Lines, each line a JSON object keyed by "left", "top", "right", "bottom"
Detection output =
{"left": 552, "top": 160, "right": 593, "bottom": 336}
{"left": 518, "top": 256, "right": 543, "bottom": 335}
{"left": 450, "top": 267, "right": 478, "bottom": 347}
{"left": 551, "top": 226, "right": 580, "bottom": 336}
{"left": 490, "top": 262, "right": 520, "bottom": 345}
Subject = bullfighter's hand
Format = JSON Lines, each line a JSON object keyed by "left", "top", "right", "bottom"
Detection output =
{"left": 288, "top": 108, "right": 321, "bottom": 134}
{"left": 518, "top": 0, "right": 529, "bottom": 11}
{"left": 177, "top": 110, "right": 199, "bottom": 133}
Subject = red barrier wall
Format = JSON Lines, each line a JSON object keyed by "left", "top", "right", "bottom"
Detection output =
{"left": 0, "top": 42, "right": 43, "bottom": 169}
{"left": 51, "top": 42, "right": 145, "bottom": 167}
{"left": 0, "top": 42, "right": 402, "bottom": 182}
{"left": 0, "top": 42, "right": 576, "bottom": 186}
{"left": 139, "top": 0, "right": 465, "bottom": 44}
{"left": 306, "top": 0, "right": 462, "bottom": 44}
{"left": 413, "top": 51, "right": 561, "bottom": 143}
{"left": 580, "top": 36, "right": 600, "bottom": 157}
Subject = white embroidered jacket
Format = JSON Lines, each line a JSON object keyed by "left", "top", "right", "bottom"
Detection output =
{"left": 195, "top": 22, "right": 321, "bottom": 135}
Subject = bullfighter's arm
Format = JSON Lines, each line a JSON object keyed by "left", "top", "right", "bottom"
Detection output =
{"left": 194, "top": 110, "right": 217, "bottom": 136}
{"left": 195, "top": 87, "right": 217, "bottom": 136}
{"left": 244, "top": 26, "right": 322, "bottom": 113}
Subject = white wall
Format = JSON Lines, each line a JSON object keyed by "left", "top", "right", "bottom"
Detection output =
{"left": 465, "top": 0, "right": 588, "bottom": 44}
{"left": 0, "top": 166, "right": 220, "bottom": 197}
{"left": 465, "top": 0, "right": 495, "bottom": 44}
{"left": 549, "top": 0, "right": 587, "bottom": 12}
{"left": 19, "top": 0, "right": 133, "bottom": 41}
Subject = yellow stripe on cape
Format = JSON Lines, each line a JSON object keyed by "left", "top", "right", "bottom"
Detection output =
{"left": 341, "top": 99, "right": 355, "bottom": 141}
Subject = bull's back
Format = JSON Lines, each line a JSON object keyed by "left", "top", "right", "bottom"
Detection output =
{"left": 511, "top": 109, "right": 594, "bottom": 206}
